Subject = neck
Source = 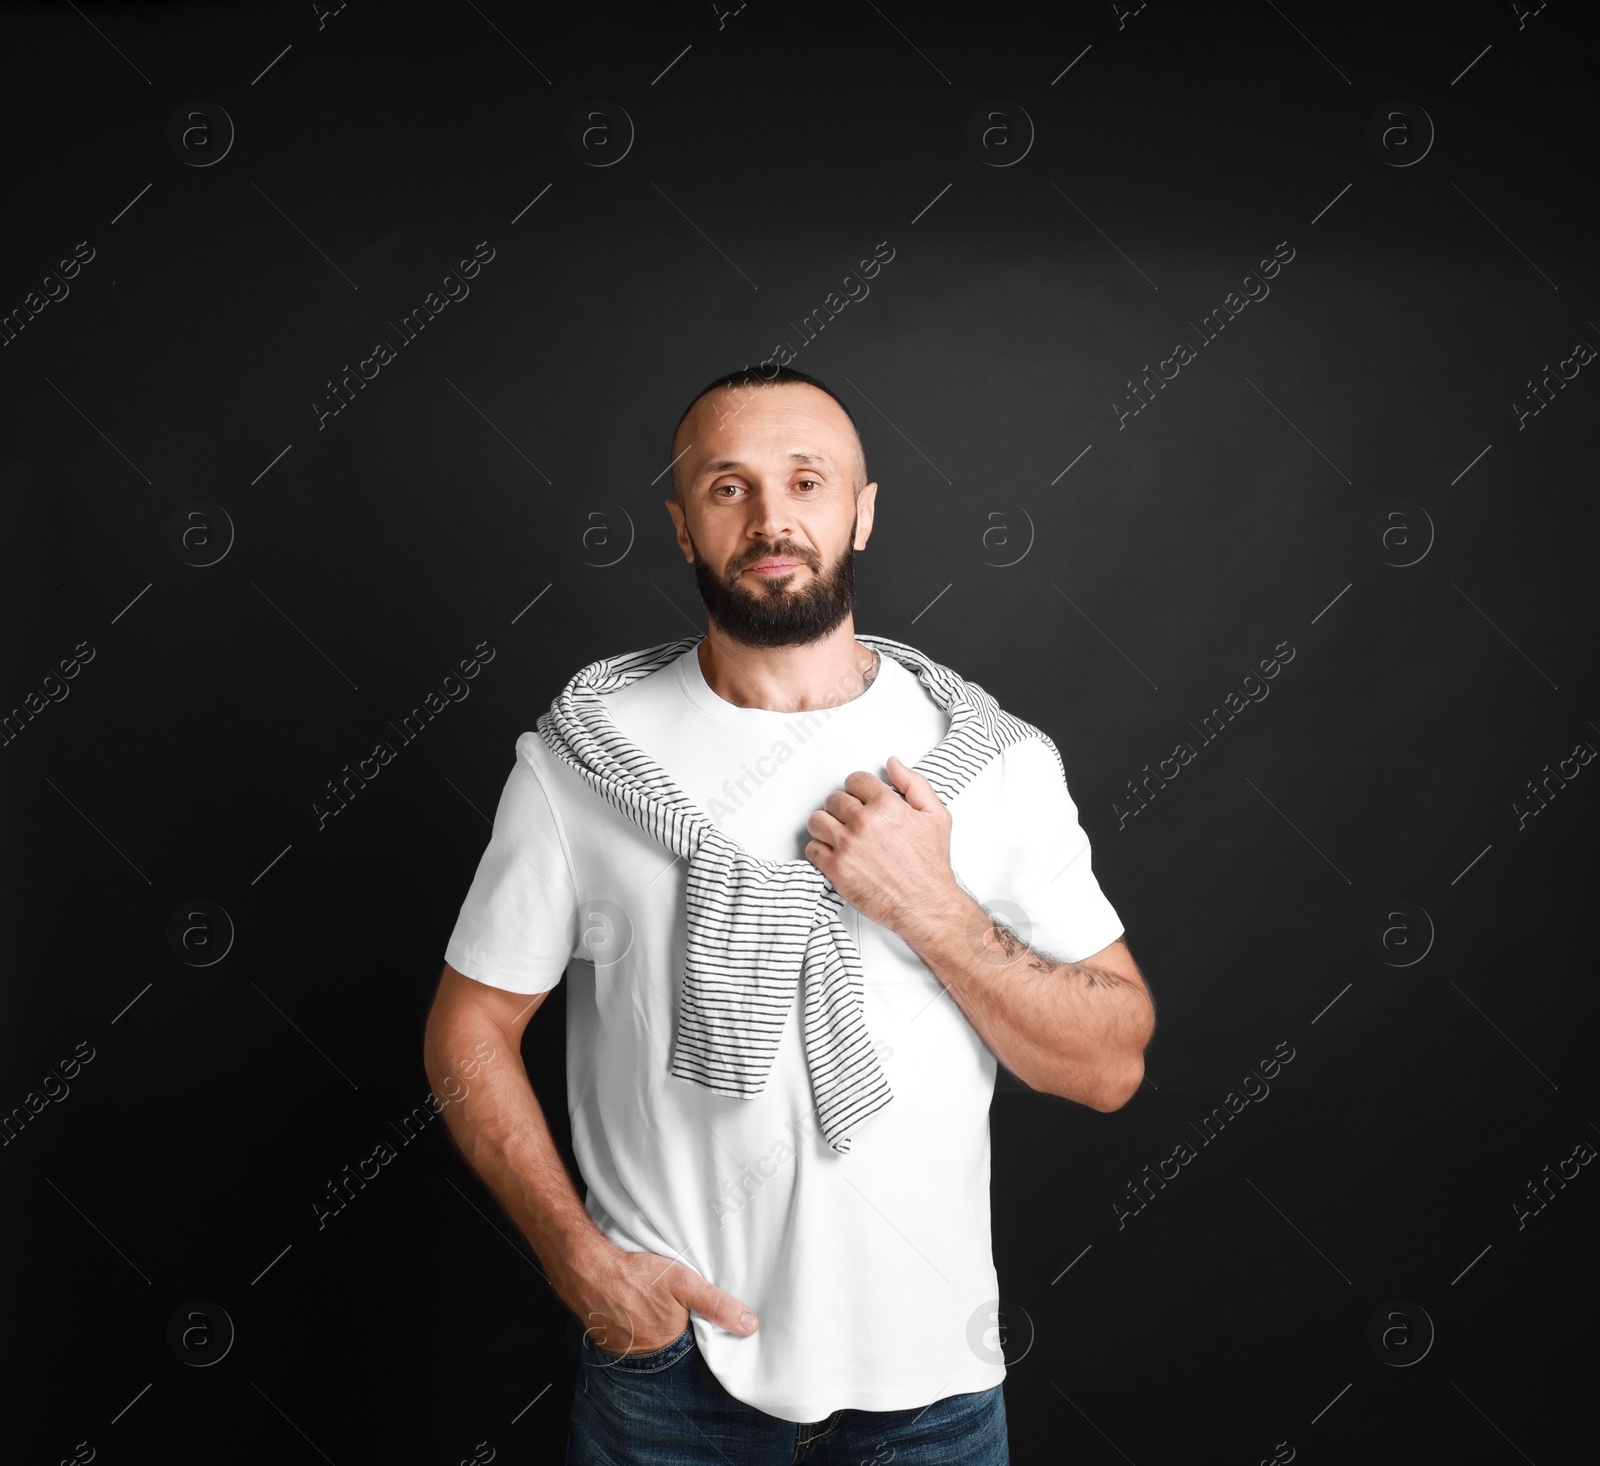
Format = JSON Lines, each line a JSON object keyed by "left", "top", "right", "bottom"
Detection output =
{"left": 697, "top": 621, "right": 879, "bottom": 712}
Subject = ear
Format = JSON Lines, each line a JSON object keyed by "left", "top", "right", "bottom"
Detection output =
{"left": 854, "top": 482, "right": 878, "bottom": 550}
{"left": 665, "top": 497, "right": 694, "bottom": 562}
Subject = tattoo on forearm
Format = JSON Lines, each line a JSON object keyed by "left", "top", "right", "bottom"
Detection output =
{"left": 990, "top": 920, "right": 1026, "bottom": 961}
{"left": 988, "top": 920, "right": 1129, "bottom": 990}
{"left": 1078, "top": 963, "right": 1130, "bottom": 989}
{"left": 989, "top": 919, "right": 1064, "bottom": 974}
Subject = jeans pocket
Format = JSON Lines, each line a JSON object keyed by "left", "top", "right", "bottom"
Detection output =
{"left": 584, "top": 1321, "right": 694, "bottom": 1375}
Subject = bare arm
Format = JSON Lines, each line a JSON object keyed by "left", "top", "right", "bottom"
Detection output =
{"left": 902, "top": 894, "right": 1154, "bottom": 1111}
{"left": 423, "top": 962, "right": 603, "bottom": 1287}
{"left": 423, "top": 961, "right": 760, "bottom": 1352}
{"left": 803, "top": 757, "right": 1156, "bottom": 1112}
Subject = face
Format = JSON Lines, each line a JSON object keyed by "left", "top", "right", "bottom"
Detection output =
{"left": 666, "top": 382, "right": 877, "bottom": 649}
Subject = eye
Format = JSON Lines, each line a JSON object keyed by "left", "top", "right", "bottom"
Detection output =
{"left": 796, "top": 479, "right": 821, "bottom": 490}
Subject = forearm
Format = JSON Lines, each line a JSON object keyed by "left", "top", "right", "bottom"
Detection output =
{"left": 902, "top": 885, "right": 1153, "bottom": 1109}
{"left": 424, "top": 1014, "right": 607, "bottom": 1289}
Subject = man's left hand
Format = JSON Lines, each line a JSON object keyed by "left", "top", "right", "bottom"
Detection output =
{"left": 804, "top": 755, "right": 961, "bottom": 940}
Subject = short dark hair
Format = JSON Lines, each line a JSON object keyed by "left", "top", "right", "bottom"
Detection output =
{"left": 669, "top": 365, "right": 868, "bottom": 501}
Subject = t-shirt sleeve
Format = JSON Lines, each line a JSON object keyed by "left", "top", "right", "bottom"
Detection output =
{"left": 978, "top": 735, "right": 1124, "bottom": 964}
{"left": 443, "top": 734, "right": 580, "bottom": 995}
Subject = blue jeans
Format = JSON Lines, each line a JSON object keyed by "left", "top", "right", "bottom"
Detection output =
{"left": 564, "top": 1318, "right": 1008, "bottom": 1465}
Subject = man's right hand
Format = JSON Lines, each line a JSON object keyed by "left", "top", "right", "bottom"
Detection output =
{"left": 556, "top": 1237, "right": 760, "bottom": 1356}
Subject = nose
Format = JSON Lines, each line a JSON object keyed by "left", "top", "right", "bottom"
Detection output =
{"left": 741, "top": 483, "right": 802, "bottom": 557}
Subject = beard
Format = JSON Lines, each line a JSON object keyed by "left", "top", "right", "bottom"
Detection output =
{"left": 687, "top": 513, "right": 859, "bottom": 649}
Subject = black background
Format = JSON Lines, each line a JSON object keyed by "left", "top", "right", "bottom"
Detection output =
{"left": 1, "top": 1, "right": 1595, "bottom": 1462}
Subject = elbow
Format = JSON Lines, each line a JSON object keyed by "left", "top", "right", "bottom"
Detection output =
{"left": 1094, "top": 1027, "right": 1153, "bottom": 1112}
{"left": 1095, "top": 997, "right": 1156, "bottom": 1111}
{"left": 1039, "top": 1058, "right": 1142, "bottom": 1111}
{"left": 1093, "top": 1060, "right": 1144, "bottom": 1113}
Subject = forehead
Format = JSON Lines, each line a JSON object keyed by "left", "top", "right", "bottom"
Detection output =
{"left": 678, "top": 383, "right": 855, "bottom": 473}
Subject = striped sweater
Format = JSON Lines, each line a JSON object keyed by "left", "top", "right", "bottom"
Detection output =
{"left": 535, "top": 633, "right": 1063, "bottom": 1153}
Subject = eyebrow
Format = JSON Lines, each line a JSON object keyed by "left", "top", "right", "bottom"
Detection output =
{"left": 699, "top": 451, "right": 834, "bottom": 478}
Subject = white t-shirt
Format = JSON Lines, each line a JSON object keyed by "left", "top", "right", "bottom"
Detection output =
{"left": 443, "top": 640, "right": 1123, "bottom": 1422}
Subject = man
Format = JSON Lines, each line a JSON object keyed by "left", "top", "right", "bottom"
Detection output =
{"left": 425, "top": 365, "right": 1155, "bottom": 1464}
